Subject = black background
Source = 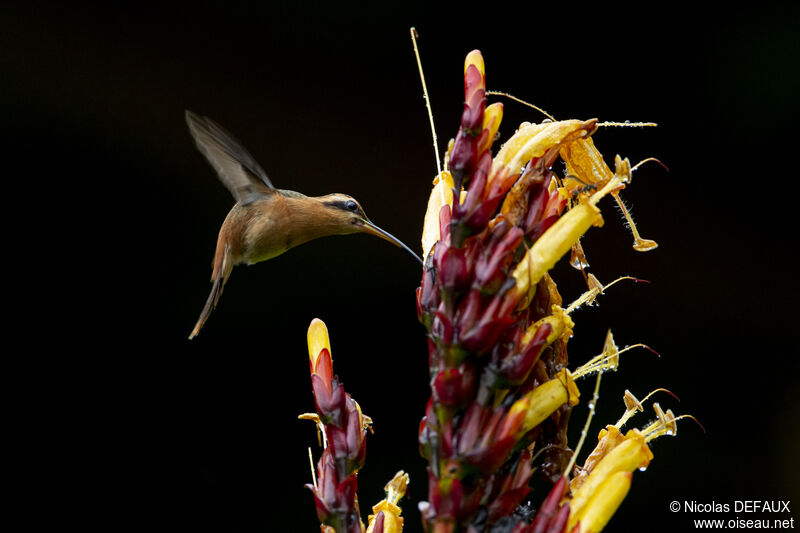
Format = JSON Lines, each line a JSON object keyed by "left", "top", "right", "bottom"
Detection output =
{"left": 6, "top": 2, "right": 799, "bottom": 531}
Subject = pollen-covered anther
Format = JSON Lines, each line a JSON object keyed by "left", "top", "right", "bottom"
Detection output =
{"left": 571, "top": 388, "right": 675, "bottom": 493}
{"left": 565, "top": 274, "right": 649, "bottom": 315}
{"left": 613, "top": 390, "right": 644, "bottom": 430}
{"left": 572, "top": 330, "right": 619, "bottom": 378}
{"left": 573, "top": 331, "right": 657, "bottom": 379}
{"left": 643, "top": 403, "right": 679, "bottom": 441}
{"left": 620, "top": 389, "right": 674, "bottom": 430}
{"left": 612, "top": 156, "right": 658, "bottom": 252}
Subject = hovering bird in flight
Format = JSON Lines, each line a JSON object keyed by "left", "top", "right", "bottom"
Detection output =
{"left": 186, "top": 111, "right": 421, "bottom": 339}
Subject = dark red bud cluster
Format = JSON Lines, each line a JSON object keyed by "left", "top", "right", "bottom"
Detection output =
{"left": 311, "top": 454, "right": 362, "bottom": 533}
{"left": 455, "top": 402, "right": 519, "bottom": 472}
{"left": 521, "top": 171, "right": 566, "bottom": 244}
{"left": 485, "top": 450, "right": 535, "bottom": 523}
{"left": 416, "top": 51, "right": 575, "bottom": 533}
{"left": 307, "top": 347, "right": 368, "bottom": 533}
{"left": 450, "top": 63, "right": 487, "bottom": 194}
{"left": 496, "top": 323, "right": 552, "bottom": 386}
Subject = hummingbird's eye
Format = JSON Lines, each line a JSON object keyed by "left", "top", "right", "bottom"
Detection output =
{"left": 346, "top": 200, "right": 359, "bottom": 212}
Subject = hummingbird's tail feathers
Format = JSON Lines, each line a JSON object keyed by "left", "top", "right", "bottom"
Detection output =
{"left": 189, "top": 243, "right": 233, "bottom": 339}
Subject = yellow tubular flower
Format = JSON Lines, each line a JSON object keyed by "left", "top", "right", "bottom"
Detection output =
{"left": 512, "top": 162, "right": 628, "bottom": 300}
{"left": 510, "top": 369, "right": 580, "bottom": 438}
{"left": 307, "top": 318, "right": 331, "bottom": 367}
{"left": 512, "top": 202, "right": 604, "bottom": 298}
{"left": 567, "top": 429, "right": 653, "bottom": 528}
{"left": 572, "top": 471, "right": 632, "bottom": 533}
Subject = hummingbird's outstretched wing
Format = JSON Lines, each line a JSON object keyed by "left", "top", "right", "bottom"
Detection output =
{"left": 186, "top": 110, "right": 275, "bottom": 205}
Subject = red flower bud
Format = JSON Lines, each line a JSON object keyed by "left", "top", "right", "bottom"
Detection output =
{"left": 474, "top": 226, "right": 523, "bottom": 292}
{"left": 500, "top": 323, "right": 552, "bottom": 384}
{"left": 432, "top": 364, "right": 476, "bottom": 408}
{"left": 529, "top": 476, "right": 568, "bottom": 533}
{"left": 460, "top": 317, "right": 513, "bottom": 355}
{"left": 437, "top": 246, "right": 470, "bottom": 291}
{"left": 311, "top": 373, "right": 346, "bottom": 427}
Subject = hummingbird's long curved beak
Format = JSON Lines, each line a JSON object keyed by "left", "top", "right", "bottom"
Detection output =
{"left": 360, "top": 219, "right": 423, "bottom": 265}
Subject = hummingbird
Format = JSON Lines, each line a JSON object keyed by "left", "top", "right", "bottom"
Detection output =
{"left": 186, "top": 111, "right": 422, "bottom": 339}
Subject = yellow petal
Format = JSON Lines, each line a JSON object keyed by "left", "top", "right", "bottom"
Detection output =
{"left": 512, "top": 202, "right": 603, "bottom": 298}
{"left": 307, "top": 318, "right": 331, "bottom": 367}
{"left": 520, "top": 305, "right": 574, "bottom": 346}
{"left": 516, "top": 369, "right": 580, "bottom": 437}
{"left": 491, "top": 119, "right": 597, "bottom": 182}
{"left": 569, "top": 471, "right": 632, "bottom": 533}
{"left": 464, "top": 49, "right": 485, "bottom": 77}
{"left": 421, "top": 171, "right": 454, "bottom": 259}
{"left": 568, "top": 430, "right": 652, "bottom": 521}
{"left": 367, "top": 471, "right": 409, "bottom": 533}
{"left": 478, "top": 102, "right": 504, "bottom": 156}
{"left": 559, "top": 136, "right": 614, "bottom": 192}
{"left": 367, "top": 502, "right": 404, "bottom": 533}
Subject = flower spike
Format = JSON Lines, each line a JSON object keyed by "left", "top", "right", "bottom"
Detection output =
{"left": 304, "top": 319, "right": 374, "bottom": 533}
{"left": 298, "top": 45, "right": 689, "bottom": 533}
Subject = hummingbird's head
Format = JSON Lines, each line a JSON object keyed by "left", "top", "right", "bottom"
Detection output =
{"left": 321, "top": 193, "right": 423, "bottom": 265}
{"left": 322, "top": 194, "right": 369, "bottom": 224}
